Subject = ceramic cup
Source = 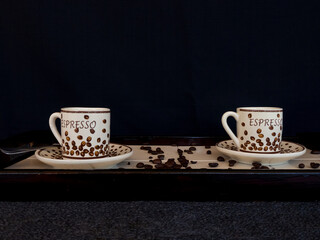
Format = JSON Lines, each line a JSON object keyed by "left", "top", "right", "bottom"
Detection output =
{"left": 49, "top": 107, "right": 111, "bottom": 159}
{"left": 221, "top": 107, "right": 283, "bottom": 153}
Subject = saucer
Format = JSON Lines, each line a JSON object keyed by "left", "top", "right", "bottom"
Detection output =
{"left": 215, "top": 140, "right": 306, "bottom": 165}
{"left": 35, "top": 143, "right": 133, "bottom": 169}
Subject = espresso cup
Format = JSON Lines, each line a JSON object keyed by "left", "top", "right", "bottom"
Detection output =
{"left": 49, "top": 107, "right": 111, "bottom": 159}
{"left": 221, "top": 107, "right": 283, "bottom": 153}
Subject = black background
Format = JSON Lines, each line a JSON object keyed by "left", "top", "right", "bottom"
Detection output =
{"left": 1, "top": 0, "right": 319, "bottom": 140}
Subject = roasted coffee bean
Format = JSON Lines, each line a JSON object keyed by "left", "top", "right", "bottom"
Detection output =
{"left": 228, "top": 160, "right": 237, "bottom": 167}
{"left": 136, "top": 162, "right": 145, "bottom": 168}
{"left": 248, "top": 113, "right": 252, "bottom": 118}
{"left": 298, "top": 163, "right": 305, "bottom": 169}
{"left": 191, "top": 161, "right": 197, "bottom": 164}
{"left": 269, "top": 125, "right": 274, "bottom": 130}
{"left": 89, "top": 152, "right": 94, "bottom": 156}
{"left": 311, "top": 150, "right": 320, "bottom": 154}
{"left": 65, "top": 131, "right": 68, "bottom": 136}
{"left": 258, "top": 134, "right": 264, "bottom": 138}
{"left": 127, "top": 162, "right": 131, "bottom": 165}
{"left": 177, "top": 149, "right": 183, "bottom": 156}
{"left": 84, "top": 149, "right": 89, "bottom": 154}
{"left": 74, "top": 128, "right": 79, "bottom": 133}
{"left": 153, "top": 159, "right": 162, "bottom": 164}
{"left": 71, "top": 140, "right": 76, "bottom": 145}
{"left": 97, "top": 138, "right": 101, "bottom": 143}
{"left": 94, "top": 151, "right": 99, "bottom": 157}
{"left": 140, "top": 146, "right": 151, "bottom": 151}
{"left": 266, "top": 137, "right": 270, "bottom": 142}
{"left": 102, "top": 140, "right": 106, "bottom": 145}
{"left": 277, "top": 114, "right": 280, "bottom": 118}
{"left": 72, "top": 146, "right": 77, "bottom": 150}
{"left": 107, "top": 133, "right": 110, "bottom": 138}
{"left": 155, "top": 163, "right": 165, "bottom": 169}
{"left": 256, "top": 139, "right": 261, "bottom": 143}
{"left": 173, "top": 164, "right": 182, "bottom": 169}
{"left": 310, "top": 162, "right": 320, "bottom": 169}
{"left": 90, "top": 129, "right": 95, "bottom": 134}
{"left": 90, "top": 147, "right": 94, "bottom": 152}
{"left": 241, "top": 122, "right": 245, "bottom": 126}
{"left": 149, "top": 156, "right": 153, "bottom": 159}
{"left": 252, "top": 162, "right": 262, "bottom": 168}
{"left": 84, "top": 115, "right": 89, "bottom": 119}
{"left": 87, "top": 142, "right": 92, "bottom": 147}
{"left": 144, "top": 164, "right": 153, "bottom": 169}
{"left": 81, "top": 152, "right": 85, "bottom": 157}
{"left": 186, "top": 150, "right": 193, "bottom": 154}
{"left": 76, "top": 150, "right": 79, "bottom": 155}
{"left": 158, "top": 155, "right": 165, "bottom": 160}
{"left": 103, "top": 119, "right": 107, "bottom": 124}
{"left": 240, "top": 136, "right": 244, "bottom": 140}
{"left": 149, "top": 160, "right": 154, "bottom": 163}
{"left": 259, "top": 142, "right": 264, "bottom": 146}
{"left": 70, "top": 150, "right": 74, "bottom": 156}
{"left": 66, "top": 137, "right": 70, "bottom": 141}
{"left": 217, "top": 156, "right": 225, "bottom": 162}
{"left": 207, "top": 150, "right": 212, "bottom": 155}
{"left": 264, "top": 146, "right": 269, "bottom": 151}
{"left": 272, "top": 132, "right": 276, "bottom": 136}
{"left": 81, "top": 141, "right": 86, "bottom": 146}
{"left": 209, "top": 162, "right": 219, "bottom": 168}
{"left": 244, "top": 130, "right": 248, "bottom": 135}
{"left": 249, "top": 147, "right": 253, "bottom": 150}
{"left": 102, "top": 128, "right": 106, "bottom": 133}
{"left": 165, "top": 159, "right": 175, "bottom": 168}
{"left": 258, "top": 147, "right": 262, "bottom": 151}
{"left": 257, "top": 129, "right": 262, "bottom": 134}
{"left": 95, "top": 145, "right": 100, "bottom": 150}
{"left": 62, "top": 139, "right": 65, "bottom": 144}
{"left": 86, "top": 136, "right": 92, "bottom": 142}
{"left": 189, "top": 147, "right": 196, "bottom": 151}
{"left": 205, "top": 146, "right": 211, "bottom": 149}
{"left": 77, "top": 135, "right": 83, "bottom": 140}
{"left": 250, "top": 136, "right": 255, "bottom": 141}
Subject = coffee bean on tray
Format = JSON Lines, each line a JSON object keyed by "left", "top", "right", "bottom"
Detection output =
{"left": 207, "top": 150, "right": 212, "bottom": 155}
{"left": 191, "top": 161, "right": 197, "bottom": 164}
{"left": 209, "top": 162, "right": 219, "bottom": 168}
{"left": 153, "top": 159, "right": 162, "bottom": 164}
{"left": 228, "top": 160, "right": 237, "bottom": 167}
{"left": 310, "top": 162, "right": 320, "bottom": 169}
{"left": 189, "top": 147, "right": 196, "bottom": 151}
{"left": 217, "top": 156, "right": 225, "bottom": 162}
{"left": 298, "top": 163, "right": 305, "bottom": 169}
{"left": 144, "top": 164, "right": 153, "bottom": 169}
{"left": 136, "top": 162, "right": 145, "bottom": 168}
{"left": 158, "top": 155, "right": 165, "bottom": 160}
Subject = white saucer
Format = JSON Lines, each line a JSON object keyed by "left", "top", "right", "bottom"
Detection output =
{"left": 35, "top": 143, "right": 133, "bottom": 169}
{"left": 216, "top": 140, "right": 306, "bottom": 165}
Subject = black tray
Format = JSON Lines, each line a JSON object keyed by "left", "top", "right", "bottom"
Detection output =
{"left": 0, "top": 131, "right": 319, "bottom": 201}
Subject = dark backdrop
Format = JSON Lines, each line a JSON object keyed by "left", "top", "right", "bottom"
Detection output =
{"left": 1, "top": 0, "right": 320, "bottom": 140}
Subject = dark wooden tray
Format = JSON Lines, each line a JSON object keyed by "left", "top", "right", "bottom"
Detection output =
{"left": 0, "top": 131, "right": 319, "bottom": 201}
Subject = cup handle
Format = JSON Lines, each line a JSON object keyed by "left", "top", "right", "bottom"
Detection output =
{"left": 221, "top": 111, "right": 240, "bottom": 149}
{"left": 49, "top": 112, "right": 62, "bottom": 146}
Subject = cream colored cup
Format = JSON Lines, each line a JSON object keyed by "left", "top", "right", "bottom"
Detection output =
{"left": 222, "top": 107, "right": 283, "bottom": 153}
{"left": 49, "top": 107, "right": 110, "bottom": 159}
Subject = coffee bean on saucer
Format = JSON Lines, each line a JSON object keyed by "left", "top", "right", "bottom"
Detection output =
{"left": 165, "top": 159, "right": 175, "bottom": 168}
{"left": 65, "top": 131, "right": 68, "bottom": 136}
{"left": 77, "top": 135, "right": 83, "bottom": 140}
{"left": 258, "top": 134, "right": 264, "bottom": 138}
{"left": 155, "top": 163, "right": 165, "bottom": 169}
{"left": 177, "top": 149, "right": 183, "bottom": 156}
{"left": 209, "top": 162, "right": 219, "bottom": 168}
{"left": 87, "top": 143, "right": 92, "bottom": 147}
{"left": 310, "top": 162, "right": 320, "bottom": 169}
{"left": 252, "top": 162, "right": 262, "bottom": 168}
{"left": 66, "top": 137, "right": 70, "bottom": 141}
{"left": 244, "top": 130, "right": 248, "bottom": 135}
{"left": 228, "top": 160, "right": 237, "bottom": 167}
{"left": 103, "top": 119, "right": 107, "bottom": 124}
{"left": 90, "top": 129, "right": 95, "bottom": 134}
{"left": 76, "top": 151, "right": 79, "bottom": 156}
{"left": 89, "top": 152, "right": 94, "bottom": 156}
{"left": 298, "top": 163, "right": 305, "bottom": 169}
{"left": 248, "top": 113, "right": 252, "bottom": 118}
{"left": 84, "top": 115, "right": 89, "bottom": 119}
{"left": 136, "top": 162, "right": 145, "bottom": 168}
{"left": 207, "top": 150, "right": 212, "bottom": 155}
{"left": 217, "top": 156, "right": 225, "bottom": 162}
{"left": 102, "top": 128, "right": 106, "bottom": 133}
{"left": 95, "top": 151, "right": 99, "bottom": 156}
{"left": 269, "top": 125, "right": 274, "bottom": 130}
{"left": 74, "top": 128, "right": 79, "bottom": 133}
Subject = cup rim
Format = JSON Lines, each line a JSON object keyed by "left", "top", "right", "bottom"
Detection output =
{"left": 61, "top": 107, "right": 110, "bottom": 113}
{"left": 237, "top": 107, "right": 283, "bottom": 112}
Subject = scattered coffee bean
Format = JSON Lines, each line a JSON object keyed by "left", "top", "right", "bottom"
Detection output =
{"left": 217, "top": 156, "right": 225, "bottom": 162}
{"left": 207, "top": 150, "right": 212, "bottom": 155}
{"left": 90, "top": 129, "right": 95, "bottom": 134}
{"left": 84, "top": 115, "right": 89, "bottom": 119}
{"left": 298, "top": 163, "right": 305, "bottom": 169}
{"left": 77, "top": 135, "right": 83, "bottom": 140}
{"left": 189, "top": 147, "right": 196, "bottom": 151}
{"left": 155, "top": 163, "right": 165, "bottom": 169}
{"left": 127, "top": 162, "right": 131, "bottom": 165}
{"left": 74, "top": 128, "right": 79, "bottom": 133}
{"left": 102, "top": 128, "right": 106, "bottom": 133}
{"left": 153, "top": 159, "right": 162, "bottom": 164}
{"left": 191, "top": 161, "right": 197, "bottom": 164}
{"left": 252, "top": 162, "right": 262, "bottom": 168}
{"left": 310, "top": 162, "right": 320, "bottom": 169}
{"left": 228, "top": 160, "right": 237, "bottom": 167}
{"left": 158, "top": 155, "right": 165, "bottom": 160}
{"left": 149, "top": 156, "right": 153, "bottom": 159}
{"left": 103, "top": 119, "right": 107, "bottom": 124}
{"left": 136, "top": 162, "right": 145, "bottom": 168}
{"left": 311, "top": 150, "right": 320, "bottom": 154}
{"left": 209, "top": 162, "right": 219, "bottom": 168}
{"left": 144, "top": 164, "right": 153, "bottom": 169}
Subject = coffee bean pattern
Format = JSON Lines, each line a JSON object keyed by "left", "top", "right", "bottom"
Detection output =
{"left": 39, "top": 144, "right": 130, "bottom": 160}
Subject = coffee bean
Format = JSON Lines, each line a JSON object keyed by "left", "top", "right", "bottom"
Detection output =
{"left": 89, "top": 152, "right": 94, "bottom": 156}
{"left": 136, "top": 162, "right": 145, "bottom": 168}
{"left": 311, "top": 150, "right": 320, "bottom": 154}
{"left": 71, "top": 140, "right": 75, "bottom": 145}
{"left": 144, "top": 164, "right": 153, "bottom": 169}
{"left": 258, "top": 134, "right": 264, "bottom": 138}
{"left": 252, "top": 162, "right": 262, "bottom": 168}
{"left": 277, "top": 114, "right": 280, "bottom": 118}
{"left": 90, "top": 129, "right": 95, "bottom": 134}
{"left": 244, "top": 130, "right": 248, "bottom": 135}
{"left": 272, "top": 132, "right": 276, "bottom": 136}
{"left": 250, "top": 136, "right": 255, "bottom": 141}
{"left": 165, "top": 159, "right": 176, "bottom": 168}
{"left": 155, "top": 163, "right": 165, "bottom": 169}
{"left": 241, "top": 122, "right": 245, "bottom": 126}
{"left": 249, "top": 147, "right": 253, "bottom": 150}
{"left": 298, "top": 163, "right": 305, "bottom": 169}
{"left": 257, "top": 129, "right": 262, "bottom": 134}
{"left": 84, "top": 115, "right": 89, "bottom": 119}
{"left": 81, "top": 141, "right": 86, "bottom": 146}
{"left": 158, "top": 155, "right": 165, "bottom": 160}
{"left": 189, "top": 147, "right": 196, "bottom": 151}
{"left": 209, "top": 162, "right": 219, "bottom": 168}
{"left": 70, "top": 150, "right": 74, "bottom": 156}
{"left": 74, "top": 128, "right": 79, "bottom": 133}
{"left": 207, "top": 150, "right": 212, "bottom": 154}
{"left": 248, "top": 113, "right": 252, "bottom": 118}
{"left": 191, "top": 161, "right": 197, "bottom": 164}
{"left": 269, "top": 125, "right": 274, "bottom": 130}
{"left": 177, "top": 149, "right": 183, "bottom": 156}
{"left": 256, "top": 139, "right": 261, "bottom": 143}
{"left": 76, "top": 151, "right": 79, "bottom": 156}
{"left": 217, "top": 156, "right": 225, "bottom": 162}
{"left": 66, "top": 137, "right": 70, "bottom": 141}
{"left": 102, "top": 140, "right": 106, "bottom": 144}
{"left": 72, "top": 146, "right": 77, "bottom": 150}
{"left": 149, "top": 156, "right": 153, "bottom": 159}
{"left": 310, "top": 162, "right": 320, "bottom": 169}
{"left": 228, "top": 160, "right": 237, "bottom": 167}
{"left": 97, "top": 138, "right": 101, "bottom": 143}
{"left": 240, "top": 136, "right": 244, "bottom": 140}
{"left": 153, "top": 159, "right": 162, "bottom": 164}
{"left": 84, "top": 149, "right": 89, "bottom": 154}
{"left": 260, "top": 166, "right": 269, "bottom": 170}
{"left": 77, "top": 135, "right": 83, "bottom": 140}
{"left": 81, "top": 152, "right": 85, "bottom": 157}
{"left": 65, "top": 131, "right": 68, "bottom": 136}
{"left": 102, "top": 128, "right": 106, "bottom": 133}
{"left": 87, "top": 142, "right": 92, "bottom": 147}
{"left": 103, "top": 119, "right": 107, "bottom": 124}
{"left": 62, "top": 139, "right": 65, "bottom": 143}
{"left": 95, "top": 145, "right": 100, "bottom": 150}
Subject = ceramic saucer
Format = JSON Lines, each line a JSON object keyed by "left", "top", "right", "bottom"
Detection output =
{"left": 216, "top": 140, "right": 306, "bottom": 165}
{"left": 35, "top": 143, "right": 133, "bottom": 169}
